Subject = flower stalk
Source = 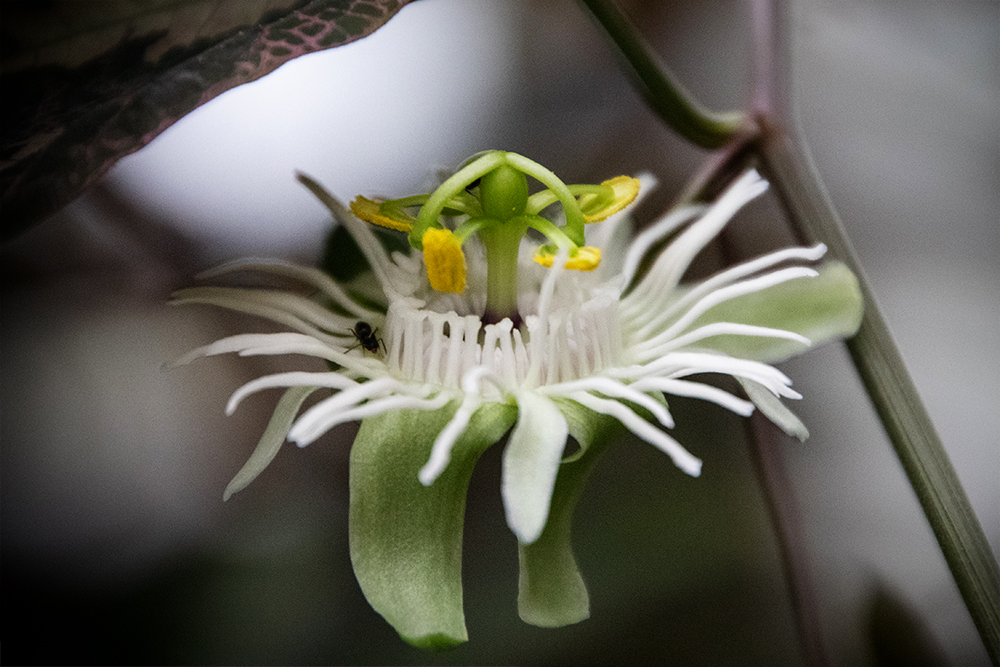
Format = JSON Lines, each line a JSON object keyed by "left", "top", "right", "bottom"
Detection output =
{"left": 577, "top": 0, "right": 749, "bottom": 148}
{"left": 759, "top": 114, "right": 1000, "bottom": 666}
{"left": 751, "top": 0, "right": 1000, "bottom": 660}
{"left": 580, "top": 0, "right": 1000, "bottom": 661}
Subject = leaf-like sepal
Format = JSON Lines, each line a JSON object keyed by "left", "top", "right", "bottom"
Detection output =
{"left": 224, "top": 385, "right": 319, "bottom": 501}
{"left": 348, "top": 401, "right": 516, "bottom": 649}
{"left": 692, "top": 260, "right": 863, "bottom": 363}
{"left": 517, "top": 398, "right": 621, "bottom": 627}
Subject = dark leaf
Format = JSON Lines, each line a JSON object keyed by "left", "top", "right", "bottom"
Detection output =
{"left": 1, "top": 0, "right": 413, "bottom": 239}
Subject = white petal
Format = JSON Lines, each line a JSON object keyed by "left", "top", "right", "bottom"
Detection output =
{"left": 291, "top": 391, "right": 450, "bottom": 446}
{"left": 226, "top": 371, "right": 359, "bottom": 415}
{"left": 524, "top": 250, "right": 568, "bottom": 387}
{"left": 636, "top": 266, "right": 819, "bottom": 344}
{"left": 296, "top": 173, "right": 406, "bottom": 298}
{"left": 633, "top": 322, "right": 811, "bottom": 362}
{"left": 418, "top": 366, "right": 499, "bottom": 485}
{"left": 613, "top": 351, "right": 800, "bottom": 399}
{"left": 170, "top": 333, "right": 304, "bottom": 367}
{"left": 618, "top": 205, "right": 705, "bottom": 291}
{"left": 288, "top": 376, "right": 403, "bottom": 443}
{"left": 502, "top": 392, "right": 569, "bottom": 545}
{"left": 197, "top": 258, "right": 381, "bottom": 320}
{"left": 568, "top": 391, "right": 702, "bottom": 477}
{"left": 170, "top": 287, "right": 343, "bottom": 345}
{"left": 629, "top": 377, "right": 756, "bottom": 416}
{"left": 625, "top": 170, "right": 768, "bottom": 308}
{"left": 170, "top": 332, "right": 383, "bottom": 378}
{"left": 539, "top": 376, "right": 673, "bottom": 428}
{"left": 176, "top": 285, "right": 363, "bottom": 335}
{"left": 537, "top": 248, "right": 567, "bottom": 322}
{"left": 419, "top": 394, "right": 480, "bottom": 486}
{"left": 635, "top": 244, "right": 828, "bottom": 328}
{"left": 675, "top": 369, "right": 800, "bottom": 401}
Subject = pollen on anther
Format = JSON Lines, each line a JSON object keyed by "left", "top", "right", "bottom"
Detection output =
{"left": 422, "top": 228, "right": 467, "bottom": 294}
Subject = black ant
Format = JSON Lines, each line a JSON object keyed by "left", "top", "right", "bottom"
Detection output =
{"left": 348, "top": 321, "right": 385, "bottom": 355}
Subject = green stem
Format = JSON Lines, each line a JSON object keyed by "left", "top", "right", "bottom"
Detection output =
{"left": 577, "top": 0, "right": 748, "bottom": 149}
{"left": 759, "top": 122, "right": 1000, "bottom": 665}
{"left": 586, "top": 0, "right": 1000, "bottom": 660}
{"left": 751, "top": 1, "right": 999, "bottom": 662}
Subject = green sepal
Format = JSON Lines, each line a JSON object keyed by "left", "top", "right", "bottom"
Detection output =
{"left": 738, "top": 378, "right": 809, "bottom": 441}
{"left": 223, "top": 385, "right": 318, "bottom": 501}
{"left": 691, "top": 260, "right": 863, "bottom": 363}
{"left": 348, "top": 401, "right": 516, "bottom": 649}
{"left": 517, "top": 398, "right": 621, "bottom": 627}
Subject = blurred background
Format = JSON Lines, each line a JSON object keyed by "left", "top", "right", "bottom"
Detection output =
{"left": 2, "top": 0, "right": 997, "bottom": 664}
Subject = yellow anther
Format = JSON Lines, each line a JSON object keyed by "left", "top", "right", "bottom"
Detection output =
{"left": 580, "top": 176, "right": 641, "bottom": 222}
{"left": 422, "top": 228, "right": 467, "bottom": 293}
{"left": 533, "top": 246, "right": 601, "bottom": 272}
{"left": 532, "top": 249, "right": 555, "bottom": 268}
{"left": 565, "top": 246, "right": 601, "bottom": 271}
{"left": 350, "top": 196, "right": 414, "bottom": 232}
